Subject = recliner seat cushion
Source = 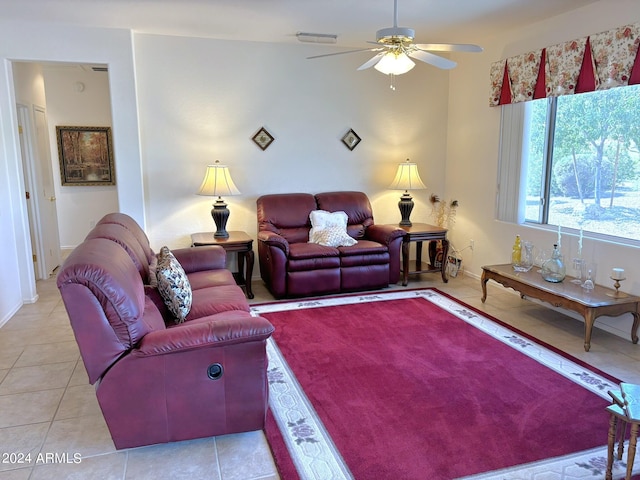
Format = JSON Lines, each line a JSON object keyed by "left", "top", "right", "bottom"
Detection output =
{"left": 288, "top": 242, "right": 341, "bottom": 272}
{"left": 338, "top": 240, "right": 387, "bottom": 256}
{"left": 289, "top": 242, "right": 339, "bottom": 260}
{"left": 186, "top": 285, "right": 250, "bottom": 320}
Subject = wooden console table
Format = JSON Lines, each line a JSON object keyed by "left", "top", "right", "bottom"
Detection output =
{"left": 396, "top": 223, "right": 449, "bottom": 286}
{"left": 481, "top": 264, "right": 640, "bottom": 352}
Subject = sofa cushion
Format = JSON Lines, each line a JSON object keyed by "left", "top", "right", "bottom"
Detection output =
{"left": 289, "top": 242, "right": 339, "bottom": 260}
{"left": 57, "top": 238, "right": 149, "bottom": 348}
{"left": 315, "top": 192, "right": 375, "bottom": 239}
{"left": 309, "top": 210, "right": 357, "bottom": 247}
{"left": 85, "top": 223, "right": 151, "bottom": 283}
{"left": 338, "top": 240, "right": 387, "bottom": 256}
{"left": 97, "top": 212, "right": 156, "bottom": 264}
{"left": 156, "top": 246, "right": 193, "bottom": 323}
{"left": 187, "top": 269, "right": 237, "bottom": 291}
{"left": 257, "top": 193, "right": 317, "bottom": 244}
{"left": 186, "top": 285, "right": 250, "bottom": 320}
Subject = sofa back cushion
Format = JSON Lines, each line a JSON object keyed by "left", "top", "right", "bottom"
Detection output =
{"left": 257, "top": 193, "right": 317, "bottom": 244}
{"left": 97, "top": 212, "right": 155, "bottom": 264}
{"left": 57, "top": 239, "right": 165, "bottom": 381}
{"left": 85, "top": 223, "right": 151, "bottom": 282}
{"left": 315, "top": 191, "right": 374, "bottom": 239}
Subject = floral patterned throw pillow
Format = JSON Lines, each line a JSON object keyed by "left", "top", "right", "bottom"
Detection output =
{"left": 156, "top": 246, "right": 192, "bottom": 323}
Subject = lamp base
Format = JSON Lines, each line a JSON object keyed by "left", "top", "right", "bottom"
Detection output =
{"left": 211, "top": 197, "right": 230, "bottom": 238}
{"left": 398, "top": 192, "right": 414, "bottom": 227}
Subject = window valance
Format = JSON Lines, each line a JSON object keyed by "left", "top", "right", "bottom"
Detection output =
{"left": 489, "top": 23, "right": 640, "bottom": 106}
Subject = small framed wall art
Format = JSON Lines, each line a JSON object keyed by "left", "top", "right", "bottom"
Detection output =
{"left": 56, "top": 125, "right": 115, "bottom": 186}
{"left": 341, "top": 128, "right": 361, "bottom": 151}
{"left": 252, "top": 127, "right": 275, "bottom": 151}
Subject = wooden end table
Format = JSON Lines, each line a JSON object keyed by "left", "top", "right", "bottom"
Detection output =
{"left": 481, "top": 263, "right": 640, "bottom": 351}
{"left": 395, "top": 223, "right": 449, "bottom": 286}
{"left": 191, "top": 231, "right": 254, "bottom": 299}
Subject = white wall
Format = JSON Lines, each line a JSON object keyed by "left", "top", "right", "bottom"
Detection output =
{"left": 0, "top": 62, "right": 47, "bottom": 321}
{"left": 3, "top": 1, "right": 639, "bottom": 342}
{"left": 446, "top": 0, "right": 640, "bottom": 338}
{"left": 134, "top": 34, "right": 450, "bottom": 250}
{"left": 0, "top": 21, "right": 142, "bottom": 322}
{"left": 42, "top": 65, "right": 118, "bottom": 248}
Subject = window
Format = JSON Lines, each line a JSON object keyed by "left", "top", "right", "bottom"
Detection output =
{"left": 520, "top": 85, "right": 640, "bottom": 241}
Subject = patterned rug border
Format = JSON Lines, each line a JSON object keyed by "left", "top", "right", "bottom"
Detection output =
{"left": 252, "top": 288, "right": 637, "bottom": 480}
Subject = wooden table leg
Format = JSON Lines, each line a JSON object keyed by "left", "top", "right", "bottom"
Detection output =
{"left": 440, "top": 238, "right": 449, "bottom": 283}
{"left": 415, "top": 241, "right": 423, "bottom": 271}
{"left": 402, "top": 239, "right": 409, "bottom": 286}
{"left": 631, "top": 311, "right": 639, "bottom": 345}
{"left": 606, "top": 412, "right": 617, "bottom": 480}
{"left": 481, "top": 270, "right": 489, "bottom": 303}
{"left": 245, "top": 250, "right": 254, "bottom": 299}
{"left": 626, "top": 421, "right": 639, "bottom": 480}
{"left": 584, "top": 309, "right": 596, "bottom": 352}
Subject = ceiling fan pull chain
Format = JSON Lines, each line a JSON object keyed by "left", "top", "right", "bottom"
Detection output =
{"left": 390, "top": 73, "right": 396, "bottom": 91}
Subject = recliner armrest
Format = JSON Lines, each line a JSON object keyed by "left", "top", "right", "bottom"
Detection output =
{"left": 134, "top": 315, "right": 275, "bottom": 357}
{"left": 365, "top": 224, "right": 406, "bottom": 245}
{"left": 171, "top": 245, "right": 227, "bottom": 273}
{"left": 257, "top": 231, "right": 290, "bottom": 255}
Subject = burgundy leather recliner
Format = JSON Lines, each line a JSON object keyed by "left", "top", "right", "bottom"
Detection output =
{"left": 257, "top": 191, "right": 405, "bottom": 298}
{"left": 57, "top": 213, "right": 274, "bottom": 449}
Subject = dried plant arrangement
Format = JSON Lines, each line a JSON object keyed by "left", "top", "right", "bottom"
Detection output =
{"left": 430, "top": 194, "right": 459, "bottom": 229}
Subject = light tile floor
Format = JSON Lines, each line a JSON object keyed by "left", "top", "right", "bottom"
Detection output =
{"left": 1, "top": 271, "right": 639, "bottom": 479}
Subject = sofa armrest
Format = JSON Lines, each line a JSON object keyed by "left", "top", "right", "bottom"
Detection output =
{"left": 257, "top": 231, "right": 290, "bottom": 256}
{"left": 172, "top": 245, "right": 227, "bottom": 273}
{"left": 365, "top": 224, "right": 406, "bottom": 245}
{"left": 134, "top": 315, "right": 274, "bottom": 357}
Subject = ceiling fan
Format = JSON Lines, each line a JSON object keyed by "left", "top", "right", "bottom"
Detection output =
{"left": 307, "top": 0, "right": 482, "bottom": 76}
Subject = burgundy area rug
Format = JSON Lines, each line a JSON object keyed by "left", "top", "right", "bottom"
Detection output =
{"left": 254, "top": 289, "right": 628, "bottom": 480}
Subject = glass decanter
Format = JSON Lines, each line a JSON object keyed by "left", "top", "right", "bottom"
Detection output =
{"left": 541, "top": 244, "right": 566, "bottom": 283}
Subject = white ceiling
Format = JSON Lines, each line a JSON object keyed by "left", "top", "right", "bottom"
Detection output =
{"left": 0, "top": 0, "right": 599, "bottom": 48}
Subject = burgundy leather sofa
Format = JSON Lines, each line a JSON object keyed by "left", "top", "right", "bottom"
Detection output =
{"left": 57, "top": 213, "right": 274, "bottom": 449}
{"left": 256, "top": 191, "right": 406, "bottom": 298}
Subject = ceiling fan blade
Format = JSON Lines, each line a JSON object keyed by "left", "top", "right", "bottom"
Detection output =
{"left": 357, "top": 52, "right": 386, "bottom": 70}
{"left": 415, "top": 43, "right": 483, "bottom": 53}
{"left": 307, "top": 48, "right": 375, "bottom": 59}
{"left": 408, "top": 50, "right": 457, "bottom": 69}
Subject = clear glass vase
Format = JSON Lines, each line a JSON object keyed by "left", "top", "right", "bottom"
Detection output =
{"left": 513, "top": 241, "right": 534, "bottom": 272}
{"left": 541, "top": 244, "right": 565, "bottom": 283}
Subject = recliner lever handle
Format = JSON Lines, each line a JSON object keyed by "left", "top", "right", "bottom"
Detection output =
{"left": 207, "top": 363, "right": 224, "bottom": 380}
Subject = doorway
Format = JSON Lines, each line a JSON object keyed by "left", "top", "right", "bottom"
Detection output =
{"left": 12, "top": 61, "right": 117, "bottom": 282}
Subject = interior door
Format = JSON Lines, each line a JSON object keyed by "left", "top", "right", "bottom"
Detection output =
{"left": 17, "top": 105, "right": 39, "bottom": 279}
{"left": 33, "top": 105, "right": 61, "bottom": 277}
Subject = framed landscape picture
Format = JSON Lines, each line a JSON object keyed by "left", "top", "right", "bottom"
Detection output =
{"left": 56, "top": 126, "right": 115, "bottom": 186}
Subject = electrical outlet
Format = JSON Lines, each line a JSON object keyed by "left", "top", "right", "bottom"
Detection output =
{"left": 470, "top": 239, "right": 475, "bottom": 251}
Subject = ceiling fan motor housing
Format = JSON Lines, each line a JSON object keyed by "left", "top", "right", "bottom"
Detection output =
{"left": 376, "top": 27, "right": 415, "bottom": 45}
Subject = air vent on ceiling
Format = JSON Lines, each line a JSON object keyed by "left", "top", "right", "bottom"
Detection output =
{"left": 92, "top": 66, "right": 108, "bottom": 72}
{"left": 296, "top": 32, "right": 338, "bottom": 44}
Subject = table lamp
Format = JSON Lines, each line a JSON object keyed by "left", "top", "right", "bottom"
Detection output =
{"left": 388, "top": 158, "right": 427, "bottom": 226}
{"left": 196, "top": 161, "right": 241, "bottom": 238}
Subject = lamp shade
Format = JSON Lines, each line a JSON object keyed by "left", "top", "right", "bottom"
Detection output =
{"left": 375, "top": 52, "right": 416, "bottom": 75}
{"left": 196, "top": 161, "right": 241, "bottom": 197}
{"left": 388, "top": 159, "right": 427, "bottom": 191}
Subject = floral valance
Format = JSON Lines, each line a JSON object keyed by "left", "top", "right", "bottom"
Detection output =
{"left": 490, "top": 23, "right": 640, "bottom": 106}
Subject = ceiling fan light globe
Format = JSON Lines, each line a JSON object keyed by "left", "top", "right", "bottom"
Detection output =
{"left": 374, "top": 52, "right": 415, "bottom": 75}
